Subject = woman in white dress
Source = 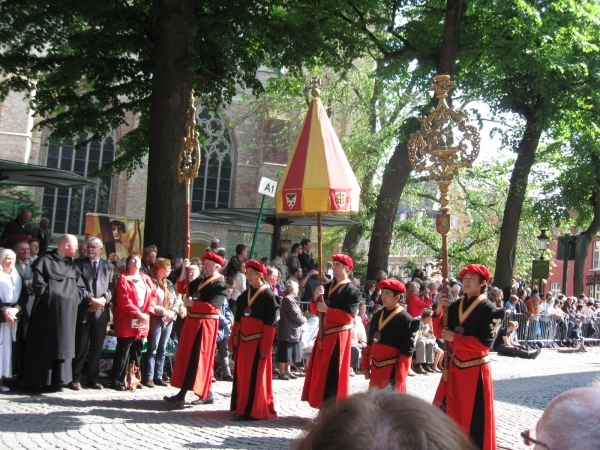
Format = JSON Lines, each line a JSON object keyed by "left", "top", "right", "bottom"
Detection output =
{"left": 0, "top": 248, "right": 23, "bottom": 392}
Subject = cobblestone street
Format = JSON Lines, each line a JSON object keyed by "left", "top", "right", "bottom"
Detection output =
{"left": 1, "top": 349, "right": 598, "bottom": 450}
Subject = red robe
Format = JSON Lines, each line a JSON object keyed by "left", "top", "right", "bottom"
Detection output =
{"left": 433, "top": 296, "right": 505, "bottom": 450}
{"left": 360, "top": 309, "right": 419, "bottom": 392}
{"left": 170, "top": 275, "right": 227, "bottom": 399}
{"left": 301, "top": 280, "right": 362, "bottom": 409}
{"left": 230, "top": 284, "right": 280, "bottom": 419}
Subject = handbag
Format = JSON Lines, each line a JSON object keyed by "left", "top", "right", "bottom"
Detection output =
{"left": 125, "top": 362, "right": 141, "bottom": 390}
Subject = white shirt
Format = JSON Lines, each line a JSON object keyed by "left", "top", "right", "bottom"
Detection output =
{"left": 0, "top": 269, "right": 22, "bottom": 305}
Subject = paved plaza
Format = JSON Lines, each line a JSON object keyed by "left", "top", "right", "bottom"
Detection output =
{"left": 1, "top": 348, "right": 598, "bottom": 450}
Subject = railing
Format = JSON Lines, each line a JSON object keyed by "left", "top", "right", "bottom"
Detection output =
{"left": 503, "top": 313, "right": 600, "bottom": 347}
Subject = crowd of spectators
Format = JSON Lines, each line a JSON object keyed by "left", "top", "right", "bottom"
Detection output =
{"left": 1, "top": 207, "right": 599, "bottom": 397}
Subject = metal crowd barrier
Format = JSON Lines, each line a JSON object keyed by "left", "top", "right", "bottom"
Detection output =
{"left": 503, "top": 313, "right": 568, "bottom": 348}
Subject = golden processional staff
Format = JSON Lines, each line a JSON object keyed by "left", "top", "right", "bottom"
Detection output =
{"left": 178, "top": 91, "right": 201, "bottom": 260}
{"left": 408, "top": 75, "right": 481, "bottom": 381}
{"left": 276, "top": 78, "right": 360, "bottom": 346}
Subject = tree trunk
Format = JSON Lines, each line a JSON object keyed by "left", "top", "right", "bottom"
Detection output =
{"left": 573, "top": 189, "right": 600, "bottom": 295}
{"left": 144, "top": 0, "right": 195, "bottom": 258}
{"left": 342, "top": 223, "right": 364, "bottom": 256}
{"left": 366, "top": 142, "right": 413, "bottom": 279}
{"left": 365, "top": 0, "right": 463, "bottom": 280}
{"left": 493, "top": 115, "right": 542, "bottom": 288}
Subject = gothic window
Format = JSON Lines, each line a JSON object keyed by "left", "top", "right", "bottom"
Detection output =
{"left": 191, "top": 108, "right": 234, "bottom": 211}
{"left": 42, "top": 134, "right": 115, "bottom": 235}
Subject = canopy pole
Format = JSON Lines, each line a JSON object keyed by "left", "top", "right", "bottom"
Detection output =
{"left": 250, "top": 195, "right": 266, "bottom": 259}
{"left": 317, "top": 212, "right": 325, "bottom": 349}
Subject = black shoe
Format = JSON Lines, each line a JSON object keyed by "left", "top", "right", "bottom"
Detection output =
{"left": 112, "top": 383, "right": 126, "bottom": 391}
{"left": 288, "top": 373, "right": 298, "bottom": 379}
{"left": 136, "top": 383, "right": 143, "bottom": 389}
{"left": 278, "top": 374, "right": 290, "bottom": 380}
{"left": 424, "top": 365, "right": 435, "bottom": 373}
{"left": 41, "top": 384, "right": 63, "bottom": 393}
{"left": 221, "top": 375, "right": 234, "bottom": 382}
{"left": 191, "top": 393, "right": 214, "bottom": 405}
{"left": 163, "top": 395, "right": 185, "bottom": 408}
{"left": 233, "top": 413, "right": 257, "bottom": 421}
{"left": 532, "top": 348, "right": 541, "bottom": 359}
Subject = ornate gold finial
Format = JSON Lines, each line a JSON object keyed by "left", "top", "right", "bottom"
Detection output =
{"left": 429, "top": 74, "right": 456, "bottom": 99}
{"left": 407, "top": 75, "right": 480, "bottom": 213}
{"left": 310, "top": 77, "right": 321, "bottom": 98}
{"left": 179, "top": 90, "right": 201, "bottom": 184}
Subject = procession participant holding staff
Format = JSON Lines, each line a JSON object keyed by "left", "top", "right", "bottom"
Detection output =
{"left": 301, "top": 254, "right": 362, "bottom": 409}
{"left": 360, "top": 279, "right": 420, "bottom": 392}
{"left": 229, "top": 260, "right": 280, "bottom": 420}
{"left": 432, "top": 264, "right": 505, "bottom": 450}
{"left": 164, "top": 252, "right": 227, "bottom": 407}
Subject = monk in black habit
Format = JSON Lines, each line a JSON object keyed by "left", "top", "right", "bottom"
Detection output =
{"left": 23, "top": 234, "right": 85, "bottom": 392}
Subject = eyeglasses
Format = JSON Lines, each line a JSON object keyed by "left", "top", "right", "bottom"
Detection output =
{"left": 521, "top": 429, "right": 550, "bottom": 449}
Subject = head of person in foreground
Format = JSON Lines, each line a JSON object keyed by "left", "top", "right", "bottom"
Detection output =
{"left": 294, "top": 389, "right": 476, "bottom": 450}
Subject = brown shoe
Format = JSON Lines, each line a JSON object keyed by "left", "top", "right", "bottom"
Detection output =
{"left": 68, "top": 381, "right": 82, "bottom": 391}
{"left": 414, "top": 365, "right": 427, "bottom": 375}
{"left": 153, "top": 379, "right": 169, "bottom": 387}
{"left": 88, "top": 382, "right": 104, "bottom": 390}
{"left": 143, "top": 380, "right": 155, "bottom": 388}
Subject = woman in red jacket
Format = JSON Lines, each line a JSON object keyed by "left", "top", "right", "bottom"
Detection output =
{"left": 111, "top": 254, "right": 156, "bottom": 391}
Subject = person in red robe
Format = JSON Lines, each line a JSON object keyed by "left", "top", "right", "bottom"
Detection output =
{"left": 164, "top": 252, "right": 227, "bottom": 407}
{"left": 302, "top": 254, "right": 362, "bottom": 409}
{"left": 432, "top": 264, "right": 505, "bottom": 450}
{"left": 229, "top": 260, "right": 280, "bottom": 420}
{"left": 361, "top": 279, "right": 420, "bottom": 392}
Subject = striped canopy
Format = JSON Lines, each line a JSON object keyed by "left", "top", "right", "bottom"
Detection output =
{"left": 276, "top": 90, "right": 360, "bottom": 216}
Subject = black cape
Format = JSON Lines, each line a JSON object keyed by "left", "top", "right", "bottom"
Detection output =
{"left": 23, "top": 250, "right": 85, "bottom": 385}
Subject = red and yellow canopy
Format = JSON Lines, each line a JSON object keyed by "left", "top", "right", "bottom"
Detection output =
{"left": 276, "top": 89, "right": 360, "bottom": 216}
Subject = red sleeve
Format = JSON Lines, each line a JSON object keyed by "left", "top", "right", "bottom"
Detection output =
{"left": 260, "top": 325, "right": 277, "bottom": 356}
{"left": 309, "top": 299, "right": 318, "bottom": 315}
{"left": 360, "top": 345, "right": 372, "bottom": 373}
{"left": 432, "top": 312, "right": 443, "bottom": 339}
{"left": 395, "top": 354, "right": 411, "bottom": 393}
{"left": 115, "top": 276, "right": 140, "bottom": 316}
{"left": 452, "top": 333, "right": 492, "bottom": 352}
{"left": 176, "top": 280, "right": 188, "bottom": 295}
{"left": 411, "top": 295, "right": 433, "bottom": 310}
{"left": 230, "top": 322, "right": 239, "bottom": 348}
{"left": 325, "top": 307, "right": 354, "bottom": 327}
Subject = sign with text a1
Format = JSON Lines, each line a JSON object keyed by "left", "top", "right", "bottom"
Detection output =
{"left": 258, "top": 177, "right": 278, "bottom": 198}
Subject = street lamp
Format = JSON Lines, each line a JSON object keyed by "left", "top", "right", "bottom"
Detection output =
{"left": 537, "top": 229, "right": 549, "bottom": 259}
{"left": 533, "top": 229, "right": 550, "bottom": 294}
{"left": 408, "top": 75, "right": 481, "bottom": 380}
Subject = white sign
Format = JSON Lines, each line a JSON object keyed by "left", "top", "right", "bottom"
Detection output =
{"left": 258, "top": 177, "right": 278, "bottom": 198}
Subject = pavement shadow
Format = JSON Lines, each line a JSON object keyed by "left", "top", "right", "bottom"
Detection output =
{"left": 183, "top": 436, "right": 298, "bottom": 449}
{"left": 493, "top": 369, "right": 600, "bottom": 410}
{"left": 0, "top": 411, "right": 84, "bottom": 433}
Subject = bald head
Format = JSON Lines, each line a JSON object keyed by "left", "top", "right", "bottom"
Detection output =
{"left": 57, "top": 234, "right": 79, "bottom": 259}
{"left": 536, "top": 387, "right": 600, "bottom": 450}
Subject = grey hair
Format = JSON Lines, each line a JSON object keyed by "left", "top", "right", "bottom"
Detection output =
{"left": 117, "top": 257, "right": 127, "bottom": 270}
{"left": 86, "top": 237, "right": 104, "bottom": 248}
{"left": 286, "top": 279, "right": 299, "bottom": 291}
{"left": 537, "top": 388, "right": 600, "bottom": 450}
{"left": 0, "top": 248, "right": 16, "bottom": 263}
{"left": 490, "top": 287, "right": 501, "bottom": 296}
{"left": 451, "top": 284, "right": 462, "bottom": 293}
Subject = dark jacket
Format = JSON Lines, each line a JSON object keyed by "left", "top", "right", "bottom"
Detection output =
{"left": 75, "top": 257, "right": 115, "bottom": 324}
{"left": 277, "top": 294, "right": 306, "bottom": 342}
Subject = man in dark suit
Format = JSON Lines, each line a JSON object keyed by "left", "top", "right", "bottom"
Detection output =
{"left": 70, "top": 237, "right": 115, "bottom": 390}
{"left": 30, "top": 217, "right": 51, "bottom": 255}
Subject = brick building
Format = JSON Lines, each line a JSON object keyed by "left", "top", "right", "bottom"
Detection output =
{"left": 0, "top": 69, "right": 311, "bottom": 259}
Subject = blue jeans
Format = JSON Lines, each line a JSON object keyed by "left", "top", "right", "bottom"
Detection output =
{"left": 145, "top": 315, "right": 173, "bottom": 382}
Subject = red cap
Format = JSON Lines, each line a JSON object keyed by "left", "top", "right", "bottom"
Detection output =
{"left": 332, "top": 254, "right": 354, "bottom": 270}
{"left": 378, "top": 279, "right": 406, "bottom": 294}
{"left": 202, "top": 252, "right": 225, "bottom": 266}
{"left": 245, "top": 260, "right": 267, "bottom": 277}
{"left": 459, "top": 264, "right": 492, "bottom": 283}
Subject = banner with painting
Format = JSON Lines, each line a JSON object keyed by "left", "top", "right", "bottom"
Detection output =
{"left": 85, "top": 213, "right": 144, "bottom": 263}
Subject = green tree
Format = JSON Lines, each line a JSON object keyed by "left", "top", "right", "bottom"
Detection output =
{"left": 0, "top": 0, "right": 369, "bottom": 255}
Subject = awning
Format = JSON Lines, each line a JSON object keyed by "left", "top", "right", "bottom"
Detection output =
{"left": 0, "top": 159, "right": 95, "bottom": 188}
{"left": 199, "top": 208, "right": 358, "bottom": 258}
